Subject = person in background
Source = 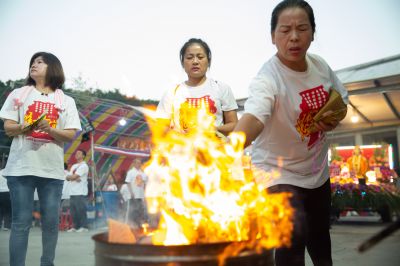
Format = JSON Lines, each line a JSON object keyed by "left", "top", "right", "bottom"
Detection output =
{"left": 119, "top": 182, "right": 131, "bottom": 223}
{"left": 0, "top": 168, "right": 11, "bottom": 231}
{"left": 32, "top": 189, "right": 41, "bottom": 227}
{"left": 156, "top": 38, "right": 238, "bottom": 136}
{"left": 346, "top": 145, "right": 369, "bottom": 184}
{"left": 117, "top": 170, "right": 131, "bottom": 222}
{"left": 61, "top": 162, "right": 71, "bottom": 199}
{"left": 125, "top": 158, "right": 148, "bottom": 228}
{"left": 60, "top": 163, "right": 71, "bottom": 212}
{"left": 232, "top": 1, "right": 348, "bottom": 265}
{"left": 0, "top": 51, "right": 81, "bottom": 266}
{"left": 66, "top": 149, "right": 89, "bottom": 233}
{"left": 103, "top": 176, "right": 118, "bottom": 191}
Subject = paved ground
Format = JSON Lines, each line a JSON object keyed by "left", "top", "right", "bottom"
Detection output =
{"left": 0, "top": 216, "right": 399, "bottom": 266}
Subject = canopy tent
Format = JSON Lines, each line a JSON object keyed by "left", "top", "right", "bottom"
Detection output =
{"left": 64, "top": 97, "right": 154, "bottom": 184}
{"left": 94, "top": 144, "right": 150, "bottom": 158}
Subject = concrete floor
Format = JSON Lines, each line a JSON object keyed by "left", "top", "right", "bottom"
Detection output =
{"left": 0, "top": 217, "right": 399, "bottom": 266}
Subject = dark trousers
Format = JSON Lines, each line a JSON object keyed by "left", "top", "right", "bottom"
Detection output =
{"left": 128, "top": 199, "right": 145, "bottom": 227}
{"left": 268, "top": 179, "right": 332, "bottom": 266}
{"left": 0, "top": 191, "right": 11, "bottom": 229}
{"left": 69, "top": 195, "right": 87, "bottom": 229}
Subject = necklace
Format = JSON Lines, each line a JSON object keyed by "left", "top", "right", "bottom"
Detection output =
{"left": 37, "top": 87, "right": 51, "bottom": 96}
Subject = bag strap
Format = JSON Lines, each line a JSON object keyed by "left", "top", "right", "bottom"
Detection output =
{"left": 13, "top": 86, "right": 65, "bottom": 112}
{"left": 13, "top": 86, "right": 33, "bottom": 110}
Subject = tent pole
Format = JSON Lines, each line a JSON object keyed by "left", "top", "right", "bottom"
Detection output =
{"left": 90, "top": 131, "right": 98, "bottom": 228}
{"left": 91, "top": 131, "right": 96, "bottom": 207}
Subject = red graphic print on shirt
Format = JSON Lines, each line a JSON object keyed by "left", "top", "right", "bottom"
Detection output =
{"left": 295, "top": 85, "right": 328, "bottom": 149}
{"left": 25, "top": 101, "right": 59, "bottom": 141}
{"left": 179, "top": 95, "right": 216, "bottom": 131}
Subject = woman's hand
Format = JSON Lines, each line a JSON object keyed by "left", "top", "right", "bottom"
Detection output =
{"left": 216, "top": 110, "right": 238, "bottom": 136}
{"left": 4, "top": 119, "right": 30, "bottom": 137}
{"left": 233, "top": 114, "right": 264, "bottom": 148}
{"left": 35, "top": 119, "right": 52, "bottom": 133}
{"left": 313, "top": 119, "right": 340, "bottom": 132}
{"left": 34, "top": 119, "right": 77, "bottom": 142}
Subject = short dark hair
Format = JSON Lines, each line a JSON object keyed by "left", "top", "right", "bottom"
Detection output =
{"left": 77, "top": 149, "right": 87, "bottom": 158}
{"left": 270, "top": 0, "right": 315, "bottom": 34}
{"left": 25, "top": 52, "right": 65, "bottom": 91}
{"left": 179, "top": 38, "right": 212, "bottom": 67}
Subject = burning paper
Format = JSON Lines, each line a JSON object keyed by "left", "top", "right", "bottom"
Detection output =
{"left": 108, "top": 219, "right": 136, "bottom": 244}
{"left": 142, "top": 105, "right": 293, "bottom": 254}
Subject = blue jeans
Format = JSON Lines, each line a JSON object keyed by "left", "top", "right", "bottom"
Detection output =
{"left": 6, "top": 176, "right": 63, "bottom": 266}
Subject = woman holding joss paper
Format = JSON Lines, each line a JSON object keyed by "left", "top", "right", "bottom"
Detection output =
{"left": 156, "top": 38, "right": 238, "bottom": 136}
{"left": 0, "top": 52, "right": 81, "bottom": 266}
{"left": 233, "top": 1, "right": 348, "bottom": 265}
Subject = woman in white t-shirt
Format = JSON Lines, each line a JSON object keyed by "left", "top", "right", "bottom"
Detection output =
{"left": 234, "top": 1, "right": 348, "bottom": 265}
{"left": 0, "top": 52, "right": 81, "bottom": 266}
{"left": 156, "top": 38, "right": 238, "bottom": 136}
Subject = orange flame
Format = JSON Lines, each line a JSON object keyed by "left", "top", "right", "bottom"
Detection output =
{"left": 142, "top": 105, "right": 293, "bottom": 259}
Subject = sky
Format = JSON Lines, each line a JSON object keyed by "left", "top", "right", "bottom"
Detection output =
{"left": 0, "top": 0, "right": 399, "bottom": 101}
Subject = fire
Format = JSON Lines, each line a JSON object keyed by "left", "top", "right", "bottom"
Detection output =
{"left": 141, "top": 105, "right": 293, "bottom": 255}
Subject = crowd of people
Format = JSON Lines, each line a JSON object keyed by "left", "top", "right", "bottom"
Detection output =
{"left": 0, "top": 1, "right": 351, "bottom": 265}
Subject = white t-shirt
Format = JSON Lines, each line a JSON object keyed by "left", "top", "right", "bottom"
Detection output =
{"left": 156, "top": 78, "right": 238, "bottom": 131}
{"left": 125, "top": 167, "right": 148, "bottom": 199}
{"left": 62, "top": 169, "right": 71, "bottom": 199}
{"left": 244, "top": 54, "right": 348, "bottom": 189}
{"left": 68, "top": 161, "right": 89, "bottom": 196}
{"left": 0, "top": 86, "right": 81, "bottom": 180}
{"left": 0, "top": 169, "right": 9, "bottom": 192}
{"left": 120, "top": 183, "right": 131, "bottom": 202}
